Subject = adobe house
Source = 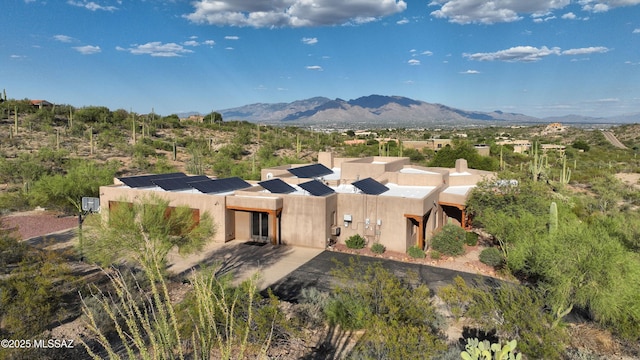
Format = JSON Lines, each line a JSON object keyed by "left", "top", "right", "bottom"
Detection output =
{"left": 99, "top": 152, "right": 494, "bottom": 253}
{"left": 30, "top": 100, "right": 53, "bottom": 109}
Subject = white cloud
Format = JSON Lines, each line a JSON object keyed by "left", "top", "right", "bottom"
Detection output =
{"left": 460, "top": 69, "right": 480, "bottom": 74}
{"left": 429, "top": 0, "right": 569, "bottom": 24}
{"left": 54, "top": 34, "right": 75, "bottom": 43}
{"left": 464, "top": 45, "right": 609, "bottom": 62}
{"left": 73, "top": 45, "right": 101, "bottom": 55}
{"left": 562, "top": 46, "right": 609, "bottom": 55}
{"left": 561, "top": 12, "right": 576, "bottom": 19}
{"left": 633, "top": 28, "right": 640, "bottom": 33}
{"left": 408, "top": 59, "right": 421, "bottom": 65}
{"left": 117, "top": 42, "right": 193, "bottom": 57}
{"left": 225, "top": 36, "right": 239, "bottom": 40}
{"left": 10, "top": 54, "right": 27, "bottom": 59}
{"left": 429, "top": 0, "right": 640, "bottom": 24}
{"left": 225, "top": 47, "right": 234, "bottom": 50}
{"left": 302, "top": 37, "right": 318, "bottom": 45}
{"left": 582, "top": 0, "right": 640, "bottom": 12}
{"left": 67, "top": 0, "right": 117, "bottom": 12}
{"left": 397, "top": 18, "right": 409, "bottom": 24}
{"left": 422, "top": 50, "right": 434, "bottom": 56}
{"left": 306, "top": 65, "right": 323, "bottom": 71}
{"left": 184, "top": 0, "right": 407, "bottom": 28}
{"left": 464, "top": 46, "right": 561, "bottom": 62}
{"left": 203, "top": 40, "right": 216, "bottom": 46}
{"left": 183, "top": 40, "right": 200, "bottom": 46}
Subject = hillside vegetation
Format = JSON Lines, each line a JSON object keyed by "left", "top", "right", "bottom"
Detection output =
{"left": 1, "top": 98, "right": 640, "bottom": 359}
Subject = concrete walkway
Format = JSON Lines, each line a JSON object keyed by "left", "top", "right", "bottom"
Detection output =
{"left": 166, "top": 240, "right": 324, "bottom": 290}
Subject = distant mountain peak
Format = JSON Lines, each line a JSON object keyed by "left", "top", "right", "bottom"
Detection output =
{"left": 216, "top": 94, "right": 626, "bottom": 126}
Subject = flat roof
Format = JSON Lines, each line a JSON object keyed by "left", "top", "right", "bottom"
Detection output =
{"left": 400, "top": 168, "right": 440, "bottom": 175}
{"left": 381, "top": 183, "right": 437, "bottom": 198}
{"left": 442, "top": 185, "right": 475, "bottom": 195}
{"left": 334, "top": 183, "right": 436, "bottom": 199}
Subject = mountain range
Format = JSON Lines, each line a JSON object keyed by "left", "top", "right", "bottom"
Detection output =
{"left": 213, "top": 95, "right": 638, "bottom": 127}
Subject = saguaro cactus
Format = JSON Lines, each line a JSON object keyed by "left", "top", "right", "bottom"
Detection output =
{"left": 529, "top": 142, "right": 546, "bottom": 182}
{"left": 559, "top": 155, "right": 571, "bottom": 185}
{"left": 549, "top": 201, "right": 558, "bottom": 234}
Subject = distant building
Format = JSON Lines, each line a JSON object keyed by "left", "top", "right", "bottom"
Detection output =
{"left": 30, "top": 100, "right": 53, "bottom": 109}
{"left": 344, "top": 139, "right": 366, "bottom": 145}
{"left": 100, "top": 152, "right": 495, "bottom": 253}
{"left": 404, "top": 139, "right": 489, "bottom": 155}
{"left": 496, "top": 139, "right": 532, "bottom": 153}
{"left": 541, "top": 144, "right": 566, "bottom": 152}
{"left": 403, "top": 139, "right": 453, "bottom": 151}
{"left": 180, "top": 114, "right": 205, "bottom": 122}
{"left": 542, "top": 122, "right": 566, "bottom": 134}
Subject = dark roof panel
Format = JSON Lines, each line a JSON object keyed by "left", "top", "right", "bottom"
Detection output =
{"left": 287, "top": 163, "right": 333, "bottom": 178}
{"left": 258, "top": 178, "right": 296, "bottom": 194}
{"left": 299, "top": 180, "right": 335, "bottom": 197}
{"left": 118, "top": 172, "right": 187, "bottom": 188}
{"left": 189, "top": 177, "right": 251, "bottom": 194}
{"left": 352, "top": 177, "right": 389, "bottom": 195}
{"left": 152, "top": 175, "right": 210, "bottom": 191}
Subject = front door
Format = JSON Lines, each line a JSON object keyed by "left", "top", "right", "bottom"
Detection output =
{"left": 251, "top": 212, "right": 269, "bottom": 242}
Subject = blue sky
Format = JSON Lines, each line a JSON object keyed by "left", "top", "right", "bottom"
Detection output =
{"left": 3, "top": 0, "right": 640, "bottom": 118}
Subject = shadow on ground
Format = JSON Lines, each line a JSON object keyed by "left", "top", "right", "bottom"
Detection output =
{"left": 172, "top": 241, "right": 294, "bottom": 282}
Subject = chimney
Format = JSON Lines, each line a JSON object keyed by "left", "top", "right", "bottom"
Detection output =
{"left": 318, "top": 151, "right": 334, "bottom": 168}
{"left": 455, "top": 158, "right": 468, "bottom": 173}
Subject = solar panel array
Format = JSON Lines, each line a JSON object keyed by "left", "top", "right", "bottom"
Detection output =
{"left": 189, "top": 177, "right": 251, "bottom": 194}
{"left": 118, "top": 172, "right": 187, "bottom": 188}
{"left": 152, "top": 175, "right": 210, "bottom": 191}
{"left": 299, "top": 180, "right": 335, "bottom": 196}
{"left": 352, "top": 177, "right": 389, "bottom": 195}
{"left": 258, "top": 178, "right": 296, "bottom": 194}
{"left": 287, "top": 164, "right": 333, "bottom": 178}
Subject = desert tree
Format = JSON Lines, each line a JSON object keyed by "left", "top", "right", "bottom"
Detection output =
{"left": 84, "top": 194, "right": 215, "bottom": 273}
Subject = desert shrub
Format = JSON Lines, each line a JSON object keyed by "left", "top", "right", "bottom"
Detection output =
{"left": 346, "top": 234, "right": 366, "bottom": 249}
{"left": 371, "top": 242, "right": 385, "bottom": 254}
{"left": 407, "top": 245, "right": 426, "bottom": 259}
{"left": 479, "top": 247, "right": 504, "bottom": 267}
{"left": 465, "top": 231, "right": 479, "bottom": 246}
{"left": 431, "top": 223, "right": 466, "bottom": 256}
{"left": 324, "top": 292, "right": 370, "bottom": 330}
{"left": 430, "top": 250, "right": 441, "bottom": 260}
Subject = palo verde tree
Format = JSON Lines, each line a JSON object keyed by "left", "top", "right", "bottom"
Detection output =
{"left": 85, "top": 194, "right": 215, "bottom": 273}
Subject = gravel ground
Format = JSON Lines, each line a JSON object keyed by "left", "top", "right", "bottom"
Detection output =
{"left": 1, "top": 210, "right": 78, "bottom": 240}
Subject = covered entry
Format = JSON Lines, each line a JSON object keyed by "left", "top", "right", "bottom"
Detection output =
{"left": 439, "top": 202, "right": 469, "bottom": 230}
{"left": 226, "top": 195, "right": 283, "bottom": 245}
{"left": 251, "top": 211, "right": 270, "bottom": 242}
{"left": 404, "top": 209, "right": 434, "bottom": 250}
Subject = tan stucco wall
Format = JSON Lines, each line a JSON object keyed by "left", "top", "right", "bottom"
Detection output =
{"left": 335, "top": 191, "right": 440, "bottom": 253}
{"left": 99, "top": 185, "right": 233, "bottom": 242}
{"left": 279, "top": 194, "right": 336, "bottom": 248}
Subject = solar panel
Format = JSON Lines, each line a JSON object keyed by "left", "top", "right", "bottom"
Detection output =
{"left": 299, "top": 180, "right": 335, "bottom": 196}
{"left": 352, "top": 177, "right": 389, "bottom": 195}
{"left": 287, "top": 164, "right": 333, "bottom": 178}
{"left": 118, "top": 172, "right": 187, "bottom": 188}
{"left": 152, "top": 175, "right": 210, "bottom": 191}
{"left": 258, "top": 178, "right": 296, "bottom": 194}
{"left": 189, "top": 177, "right": 251, "bottom": 194}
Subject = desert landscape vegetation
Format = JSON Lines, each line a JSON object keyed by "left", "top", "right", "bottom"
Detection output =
{"left": 1, "top": 96, "right": 640, "bottom": 359}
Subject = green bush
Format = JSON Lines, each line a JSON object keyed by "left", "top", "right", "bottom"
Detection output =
{"left": 479, "top": 247, "right": 504, "bottom": 267}
{"left": 430, "top": 250, "right": 441, "bottom": 260}
{"left": 346, "top": 234, "right": 366, "bottom": 249}
{"left": 407, "top": 245, "right": 426, "bottom": 259}
{"left": 465, "top": 231, "right": 478, "bottom": 246}
{"left": 431, "top": 224, "right": 466, "bottom": 256}
{"left": 371, "top": 243, "right": 385, "bottom": 254}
